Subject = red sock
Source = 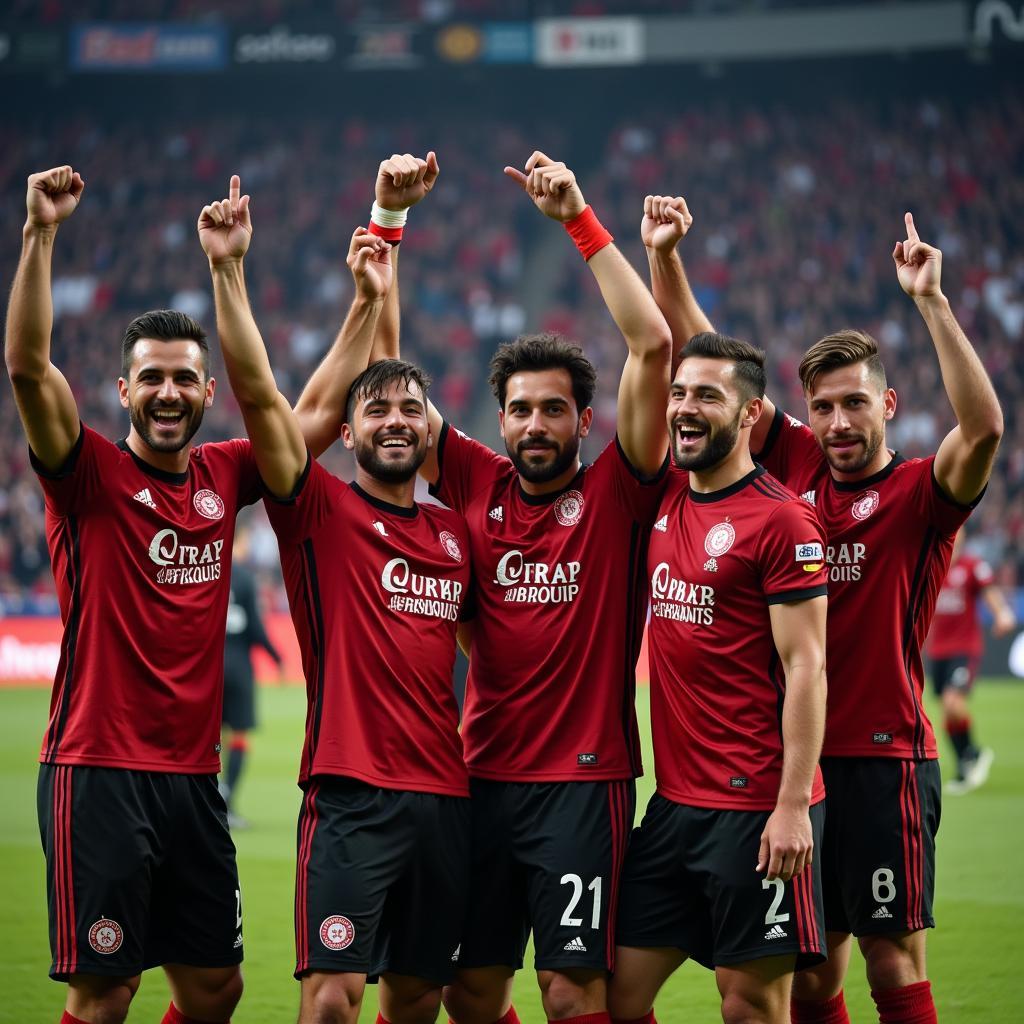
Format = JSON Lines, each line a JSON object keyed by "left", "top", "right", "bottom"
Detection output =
{"left": 376, "top": 1015, "right": 391, "bottom": 1024}
{"left": 497, "top": 1010, "right": 522, "bottom": 1024}
{"left": 612, "top": 1014, "right": 657, "bottom": 1024}
{"left": 791, "top": 991, "right": 851, "bottom": 1024}
{"left": 551, "top": 1015, "right": 611, "bottom": 1024}
{"left": 61, "top": 1013, "right": 89, "bottom": 1024}
{"left": 871, "top": 981, "right": 937, "bottom": 1024}
{"left": 162, "top": 1002, "right": 230, "bottom": 1024}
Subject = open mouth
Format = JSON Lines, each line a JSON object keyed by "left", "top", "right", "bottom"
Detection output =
{"left": 674, "top": 422, "right": 707, "bottom": 449}
{"left": 376, "top": 434, "right": 413, "bottom": 450}
{"left": 150, "top": 408, "right": 186, "bottom": 431}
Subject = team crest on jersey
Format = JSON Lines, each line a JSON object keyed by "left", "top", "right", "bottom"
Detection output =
{"left": 88, "top": 918, "right": 124, "bottom": 954}
{"left": 851, "top": 490, "right": 880, "bottom": 521}
{"left": 320, "top": 915, "right": 355, "bottom": 950}
{"left": 439, "top": 530, "right": 463, "bottom": 562}
{"left": 194, "top": 489, "right": 225, "bottom": 520}
{"left": 704, "top": 521, "right": 736, "bottom": 557}
{"left": 553, "top": 490, "right": 584, "bottom": 527}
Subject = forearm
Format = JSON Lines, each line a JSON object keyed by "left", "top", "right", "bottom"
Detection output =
{"left": 5, "top": 225, "right": 58, "bottom": 379}
{"left": 647, "top": 247, "right": 713, "bottom": 370}
{"left": 917, "top": 293, "right": 1002, "bottom": 443}
{"left": 370, "top": 246, "right": 400, "bottom": 362}
{"left": 776, "top": 665, "right": 826, "bottom": 808}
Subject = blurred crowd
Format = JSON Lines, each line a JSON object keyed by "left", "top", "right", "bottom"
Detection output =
{"left": 1, "top": 86, "right": 1022, "bottom": 610}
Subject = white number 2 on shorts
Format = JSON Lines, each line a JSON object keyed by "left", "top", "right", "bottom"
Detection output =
{"left": 560, "top": 873, "right": 603, "bottom": 929}
{"left": 761, "top": 877, "right": 790, "bottom": 925}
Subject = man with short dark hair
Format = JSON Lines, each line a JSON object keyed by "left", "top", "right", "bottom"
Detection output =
{"left": 607, "top": 331, "right": 829, "bottom": 1024}
{"left": 646, "top": 198, "right": 1003, "bottom": 1024}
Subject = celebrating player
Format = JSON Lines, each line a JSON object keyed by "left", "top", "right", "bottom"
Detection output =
{"left": 607, "top": 332, "right": 829, "bottom": 1024}
{"left": 347, "top": 151, "right": 672, "bottom": 1024}
{"left": 648, "top": 202, "right": 1003, "bottom": 1024}
{"left": 199, "top": 177, "right": 472, "bottom": 1024}
{"left": 927, "top": 530, "right": 1016, "bottom": 794}
{"left": 6, "top": 167, "right": 257, "bottom": 1024}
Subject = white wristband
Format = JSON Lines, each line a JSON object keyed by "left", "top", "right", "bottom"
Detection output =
{"left": 370, "top": 202, "right": 408, "bottom": 228}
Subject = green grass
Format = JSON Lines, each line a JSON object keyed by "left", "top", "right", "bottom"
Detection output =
{"left": 2, "top": 681, "right": 1022, "bottom": 1022}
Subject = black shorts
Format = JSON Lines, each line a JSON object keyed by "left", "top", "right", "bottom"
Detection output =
{"left": 616, "top": 794, "right": 826, "bottom": 971}
{"left": 222, "top": 649, "right": 257, "bottom": 731}
{"left": 458, "top": 778, "right": 635, "bottom": 973}
{"left": 819, "top": 757, "right": 940, "bottom": 936}
{"left": 929, "top": 655, "right": 977, "bottom": 698}
{"left": 37, "top": 764, "right": 243, "bottom": 981}
{"left": 294, "top": 777, "right": 470, "bottom": 985}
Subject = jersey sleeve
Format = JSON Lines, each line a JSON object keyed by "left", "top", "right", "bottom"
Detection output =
{"left": 429, "top": 421, "right": 509, "bottom": 514}
{"left": 262, "top": 454, "right": 341, "bottom": 543}
{"left": 911, "top": 456, "right": 979, "bottom": 536}
{"left": 754, "top": 407, "right": 826, "bottom": 495}
{"left": 29, "top": 424, "right": 113, "bottom": 516}
{"left": 216, "top": 437, "right": 263, "bottom": 508}
{"left": 599, "top": 436, "right": 670, "bottom": 525}
{"left": 757, "top": 498, "right": 829, "bottom": 605}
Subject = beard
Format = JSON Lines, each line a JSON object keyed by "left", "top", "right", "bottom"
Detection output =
{"left": 671, "top": 410, "right": 743, "bottom": 472}
{"left": 353, "top": 430, "right": 427, "bottom": 484}
{"left": 822, "top": 424, "right": 885, "bottom": 475}
{"left": 508, "top": 428, "right": 582, "bottom": 484}
{"left": 129, "top": 400, "right": 205, "bottom": 454}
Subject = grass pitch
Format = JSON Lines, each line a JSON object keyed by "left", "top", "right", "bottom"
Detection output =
{"left": 1, "top": 681, "right": 1022, "bottom": 1022}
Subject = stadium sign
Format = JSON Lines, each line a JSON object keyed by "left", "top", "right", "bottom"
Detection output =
{"left": 235, "top": 26, "right": 336, "bottom": 63}
{"left": 70, "top": 23, "right": 228, "bottom": 72}
{"left": 973, "top": 0, "right": 1024, "bottom": 45}
{"left": 347, "top": 24, "right": 421, "bottom": 69}
{"left": 536, "top": 17, "right": 643, "bottom": 66}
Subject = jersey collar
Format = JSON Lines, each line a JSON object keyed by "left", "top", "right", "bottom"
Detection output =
{"left": 687, "top": 464, "right": 765, "bottom": 504}
{"left": 350, "top": 481, "right": 419, "bottom": 519}
{"left": 117, "top": 439, "right": 189, "bottom": 484}
{"left": 830, "top": 453, "right": 905, "bottom": 492}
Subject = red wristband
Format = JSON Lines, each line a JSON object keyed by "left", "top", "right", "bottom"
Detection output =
{"left": 564, "top": 206, "right": 613, "bottom": 261}
{"left": 368, "top": 221, "right": 403, "bottom": 244}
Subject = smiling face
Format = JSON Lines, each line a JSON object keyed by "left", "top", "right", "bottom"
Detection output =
{"left": 498, "top": 367, "right": 592, "bottom": 485}
{"left": 342, "top": 378, "right": 430, "bottom": 484}
{"left": 804, "top": 361, "right": 896, "bottom": 478}
{"left": 118, "top": 339, "right": 214, "bottom": 454}
{"left": 667, "top": 356, "right": 760, "bottom": 472}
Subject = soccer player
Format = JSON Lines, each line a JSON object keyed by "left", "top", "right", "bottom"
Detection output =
{"left": 927, "top": 530, "right": 1016, "bottom": 794}
{"left": 6, "top": 167, "right": 255, "bottom": 1024}
{"left": 607, "top": 332, "right": 829, "bottom": 1024}
{"left": 363, "top": 151, "right": 672, "bottom": 1024}
{"left": 221, "top": 522, "right": 284, "bottom": 828}
{"left": 647, "top": 201, "right": 1003, "bottom": 1024}
{"left": 199, "top": 177, "right": 472, "bottom": 1024}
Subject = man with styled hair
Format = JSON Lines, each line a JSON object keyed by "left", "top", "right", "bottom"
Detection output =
{"left": 644, "top": 197, "right": 1003, "bottom": 1024}
{"left": 607, "top": 330, "right": 829, "bottom": 1024}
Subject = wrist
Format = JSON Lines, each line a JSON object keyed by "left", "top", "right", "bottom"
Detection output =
{"left": 209, "top": 255, "right": 245, "bottom": 272}
{"left": 369, "top": 201, "right": 406, "bottom": 245}
{"left": 564, "top": 206, "right": 613, "bottom": 261}
{"left": 23, "top": 222, "right": 58, "bottom": 242}
{"left": 775, "top": 788, "right": 812, "bottom": 811}
{"left": 913, "top": 291, "right": 949, "bottom": 313}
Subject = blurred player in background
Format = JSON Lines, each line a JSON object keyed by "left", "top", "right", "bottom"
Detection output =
{"left": 361, "top": 150, "right": 671, "bottom": 1024}
{"left": 221, "top": 520, "right": 284, "bottom": 829}
{"left": 200, "top": 176, "right": 473, "bottom": 1024}
{"left": 648, "top": 200, "right": 1003, "bottom": 1024}
{"left": 927, "top": 530, "right": 1016, "bottom": 794}
{"left": 6, "top": 167, "right": 256, "bottom": 1024}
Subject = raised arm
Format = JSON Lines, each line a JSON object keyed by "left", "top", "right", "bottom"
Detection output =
{"left": 895, "top": 212, "right": 1003, "bottom": 504}
{"left": 759, "top": 595, "right": 827, "bottom": 883}
{"left": 505, "top": 152, "right": 671, "bottom": 476}
{"left": 4, "top": 167, "right": 85, "bottom": 471}
{"left": 199, "top": 176, "right": 306, "bottom": 498}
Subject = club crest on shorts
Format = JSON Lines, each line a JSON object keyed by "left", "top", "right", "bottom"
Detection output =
{"left": 194, "top": 489, "right": 225, "bottom": 520}
{"left": 88, "top": 918, "right": 124, "bottom": 954}
{"left": 704, "top": 521, "right": 736, "bottom": 557}
{"left": 553, "top": 490, "right": 584, "bottom": 527}
{"left": 851, "top": 489, "right": 879, "bottom": 521}
{"left": 320, "top": 915, "right": 355, "bottom": 951}
{"left": 439, "top": 530, "right": 463, "bottom": 562}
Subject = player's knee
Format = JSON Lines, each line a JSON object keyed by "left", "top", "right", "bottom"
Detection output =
{"left": 791, "top": 958, "right": 844, "bottom": 1003}
{"left": 720, "top": 988, "right": 781, "bottom": 1024}
{"left": 211, "top": 967, "right": 244, "bottom": 1016}
{"left": 442, "top": 977, "right": 506, "bottom": 1024}
{"left": 304, "top": 973, "right": 363, "bottom": 1024}
{"left": 537, "top": 968, "right": 602, "bottom": 1020}
{"left": 68, "top": 974, "right": 140, "bottom": 1024}
{"left": 860, "top": 934, "right": 926, "bottom": 991}
{"left": 386, "top": 983, "right": 443, "bottom": 1024}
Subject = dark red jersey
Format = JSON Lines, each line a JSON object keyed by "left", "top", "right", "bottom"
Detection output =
{"left": 32, "top": 425, "right": 260, "bottom": 773}
{"left": 757, "top": 408, "right": 978, "bottom": 759}
{"left": 430, "top": 425, "right": 667, "bottom": 782}
{"left": 265, "top": 457, "right": 471, "bottom": 797}
{"left": 927, "top": 553, "right": 994, "bottom": 660}
{"left": 648, "top": 466, "right": 827, "bottom": 810}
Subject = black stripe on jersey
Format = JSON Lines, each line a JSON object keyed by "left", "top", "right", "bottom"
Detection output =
{"left": 901, "top": 527, "right": 940, "bottom": 759}
{"left": 621, "top": 522, "right": 646, "bottom": 777}
{"left": 751, "top": 477, "right": 790, "bottom": 503}
{"left": 767, "top": 649, "right": 785, "bottom": 739}
{"left": 300, "top": 539, "right": 327, "bottom": 777}
{"left": 753, "top": 406, "right": 785, "bottom": 462}
{"left": 427, "top": 421, "right": 451, "bottom": 502}
{"left": 45, "top": 517, "right": 82, "bottom": 762}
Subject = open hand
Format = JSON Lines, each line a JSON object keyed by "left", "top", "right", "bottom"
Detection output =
{"left": 198, "top": 175, "right": 252, "bottom": 264}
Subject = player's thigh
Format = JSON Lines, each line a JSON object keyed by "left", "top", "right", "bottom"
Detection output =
{"left": 294, "top": 777, "right": 413, "bottom": 978}
{"left": 37, "top": 764, "right": 159, "bottom": 980}
{"left": 822, "top": 757, "right": 940, "bottom": 937}
{"left": 443, "top": 965, "right": 516, "bottom": 1024}
{"left": 151, "top": 774, "right": 244, "bottom": 971}
{"left": 457, "top": 780, "right": 531, "bottom": 972}
{"left": 379, "top": 971, "right": 444, "bottom": 1024}
{"left": 523, "top": 779, "right": 635, "bottom": 973}
{"left": 163, "top": 963, "right": 243, "bottom": 1020}
{"left": 790, "top": 931, "right": 854, "bottom": 1003}
{"left": 607, "top": 945, "right": 687, "bottom": 1020}
{"left": 715, "top": 953, "right": 795, "bottom": 1024}
{"left": 374, "top": 793, "right": 470, "bottom": 985}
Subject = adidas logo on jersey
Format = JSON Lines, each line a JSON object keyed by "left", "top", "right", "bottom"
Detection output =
{"left": 563, "top": 936, "right": 587, "bottom": 952}
{"left": 133, "top": 488, "right": 157, "bottom": 509}
{"left": 373, "top": 521, "right": 389, "bottom": 537}
{"left": 489, "top": 506, "right": 503, "bottom": 522}
{"left": 764, "top": 924, "right": 788, "bottom": 940}
{"left": 451, "top": 943, "right": 461, "bottom": 962}
{"left": 233, "top": 933, "right": 243, "bottom": 949}
{"left": 653, "top": 514, "right": 668, "bottom": 532}
{"left": 799, "top": 490, "right": 816, "bottom": 507}
{"left": 872, "top": 906, "right": 893, "bottom": 920}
